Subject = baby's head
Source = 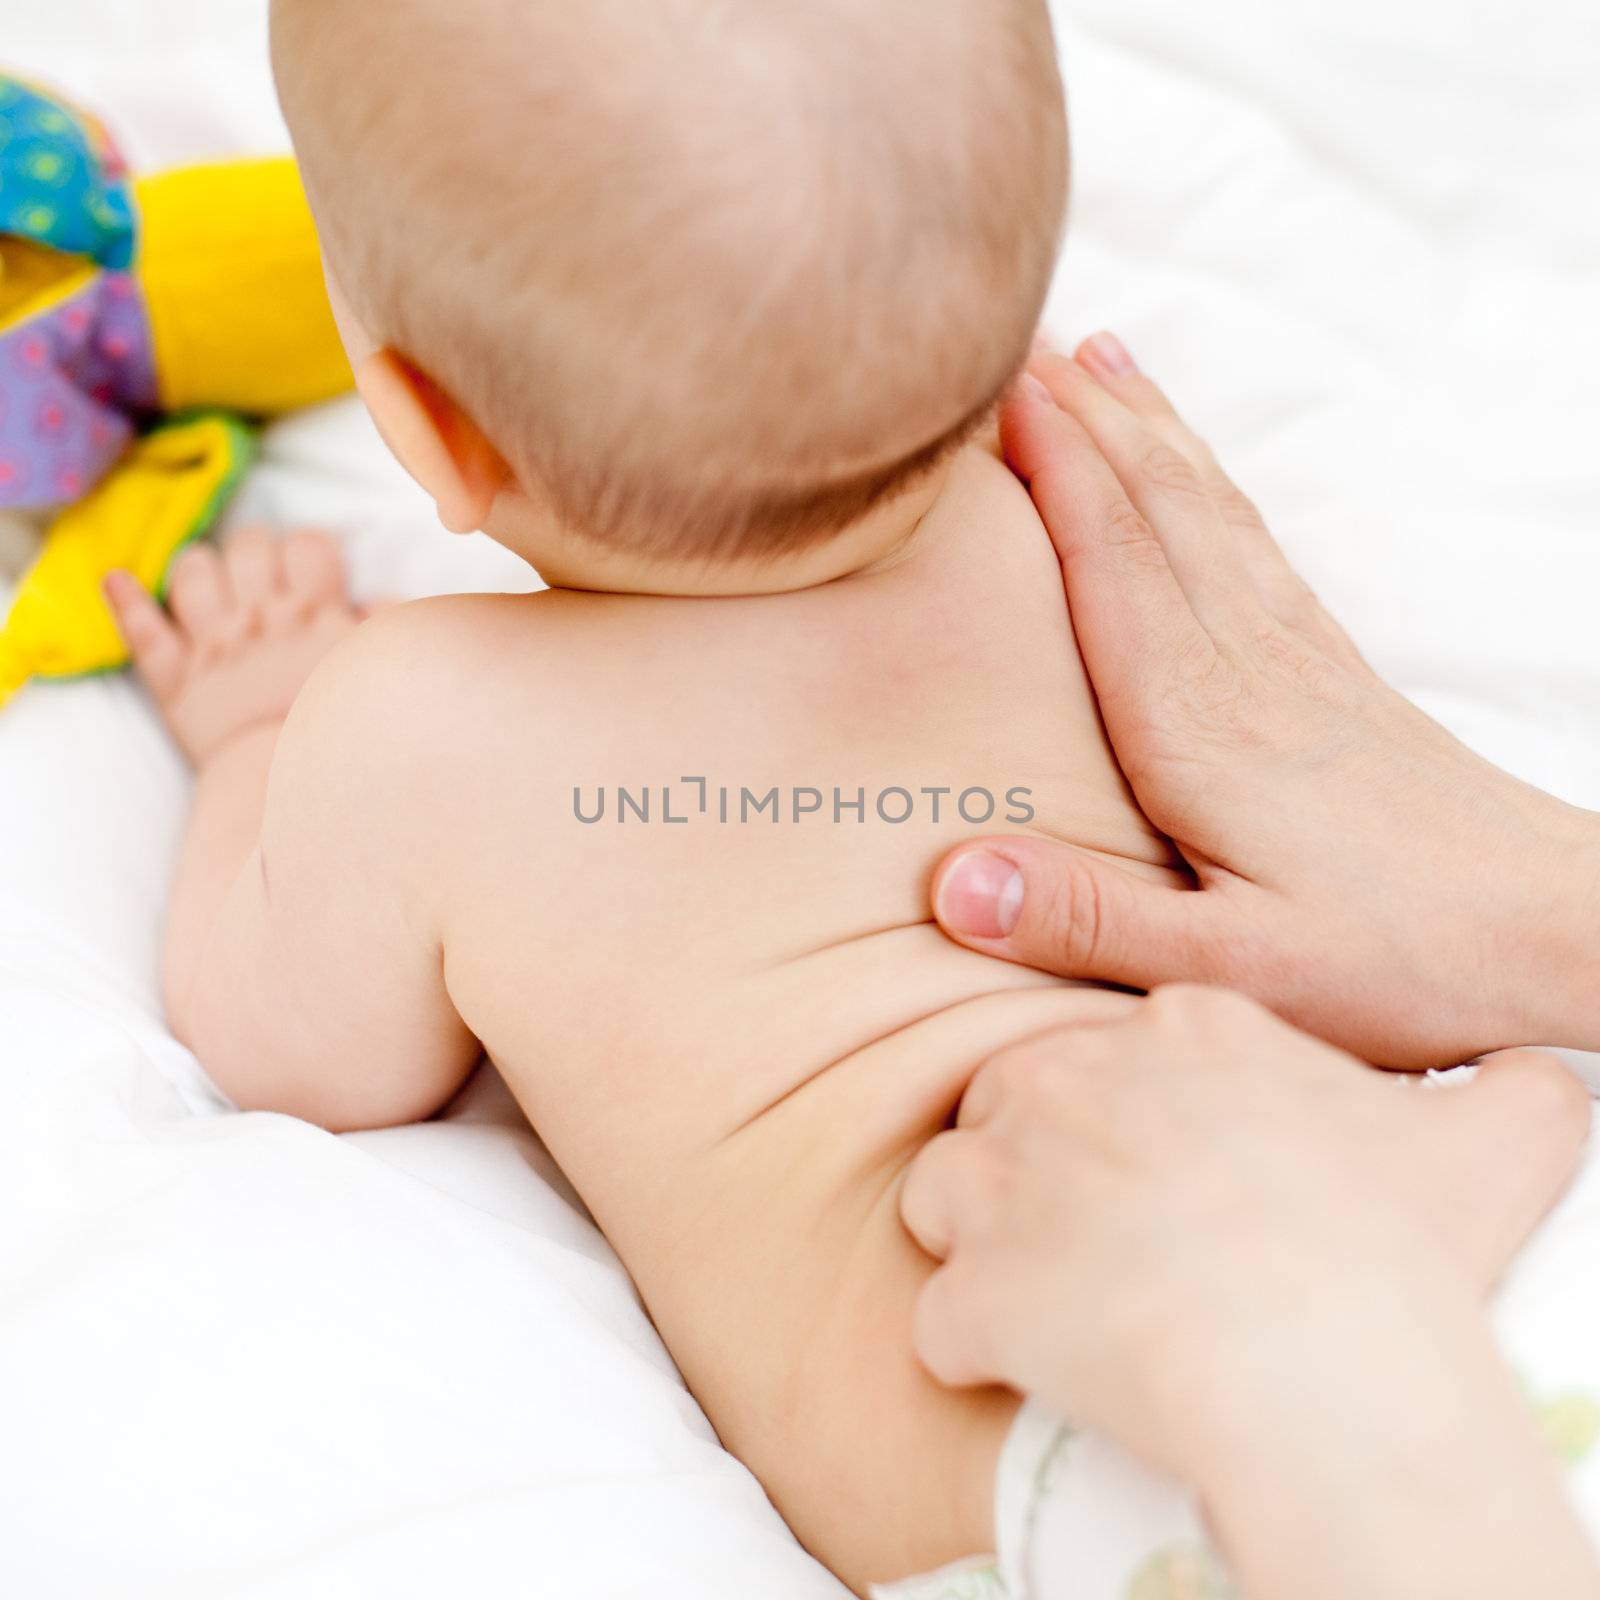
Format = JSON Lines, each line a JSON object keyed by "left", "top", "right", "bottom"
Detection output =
{"left": 272, "top": 0, "right": 1067, "bottom": 592}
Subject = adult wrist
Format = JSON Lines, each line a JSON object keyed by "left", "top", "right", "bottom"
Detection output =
{"left": 1501, "top": 795, "right": 1600, "bottom": 1052}
{"left": 1191, "top": 1300, "right": 1593, "bottom": 1600}
{"left": 1134, "top": 1246, "right": 1475, "bottom": 1487}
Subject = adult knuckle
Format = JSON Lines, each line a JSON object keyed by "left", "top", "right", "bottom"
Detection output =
{"left": 1098, "top": 499, "right": 1163, "bottom": 561}
{"left": 1148, "top": 983, "right": 1260, "bottom": 1031}
{"left": 1213, "top": 483, "right": 1266, "bottom": 528}
{"left": 989, "top": 1035, "right": 1073, "bottom": 1112}
{"left": 1137, "top": 441, "right": 1206, "bottom": 498}
{"left": 1174, "top": 641, "right": 1254, "bottom": 729}
{"left": 1249, "top": 617, "right": 1313, "bottom": 670}
{"left": 995, "top": 1041, "right": 1058, "bottom": 1101}
{"left": 1507, "top": 1053, "right": 1589, "bottom": 1129}
{"left": 1249, "top": 621, "right": 1346, "bottom": 704}
{"left": 1144, "top": 982, "right": 1203, "bottom": 1023}
{"left": 913, "top": 1267, "right": 992, "bottom": 1385}
{"left": 1174, "top": 633, "right": 1227, "bottom": 687}
{"left": 901, "top": 1132, "right": 953, "bottom": 1209}
{"left": 902, "top": 1136, "right": 982, "bottom": 1255}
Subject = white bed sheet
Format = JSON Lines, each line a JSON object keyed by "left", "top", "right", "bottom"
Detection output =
{"left": 3, "top": 1, "right": 1598, "bottom": 1596}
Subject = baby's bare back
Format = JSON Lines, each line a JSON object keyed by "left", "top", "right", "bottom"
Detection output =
{"left": 436, "top": 446, "right": 1181, "bottom": 1591}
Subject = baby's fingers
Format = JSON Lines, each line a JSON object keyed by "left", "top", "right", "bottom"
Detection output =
{"left": 104, "top": 569, "right": 187, "bottom": 703}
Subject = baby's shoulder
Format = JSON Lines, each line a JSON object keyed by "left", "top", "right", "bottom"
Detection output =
{"left": 274, "top": 587, "right": 626, "bottom": 896}
{"left": 354, "top": 588, "right": 563, "bottom": 659}
{"left": 325, "top": 589, "right": 586, "bottom": 704}
{"left": 285, "top": 589, "right": 602, "bottom": 789}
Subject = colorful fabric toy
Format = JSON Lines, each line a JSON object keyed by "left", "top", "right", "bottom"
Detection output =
{"left": 0, "top": 72, "right": 351, "bottom": 706}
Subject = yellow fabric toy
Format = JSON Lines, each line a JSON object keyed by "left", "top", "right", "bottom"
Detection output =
{"left": 0, "top": 73, "right": 351, "bottom": 706}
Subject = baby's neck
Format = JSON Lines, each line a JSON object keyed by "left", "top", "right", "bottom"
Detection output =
{"left": 500, "top": 464, "right": 951, "bottom": 599}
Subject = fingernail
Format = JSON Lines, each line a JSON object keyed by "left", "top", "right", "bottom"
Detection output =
{"left": 937, "top": 852, "right": 1025, "bottom": 939}
{"left": 1018, "top": 372, "right": 1054, "bottom": 406}
{"left": 1083, "top": 331, "right": 1138, "bottom": 378}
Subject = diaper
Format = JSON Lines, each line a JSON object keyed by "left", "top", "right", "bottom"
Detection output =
{"left": 869, "top": 1400, "right": 1222, "bottom": 1600}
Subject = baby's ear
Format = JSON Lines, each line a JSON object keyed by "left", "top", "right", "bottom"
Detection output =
{"left": 354, "top": 351, "right": 509, "bottom": 534}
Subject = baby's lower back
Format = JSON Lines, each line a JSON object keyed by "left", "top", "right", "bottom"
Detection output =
{"left": 518, "top": 970, "right": 1134, "bottom": 1593}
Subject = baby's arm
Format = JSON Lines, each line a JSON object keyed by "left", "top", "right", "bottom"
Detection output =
{"left": 107, "top": 530, "right": 479, "bottom": 1130}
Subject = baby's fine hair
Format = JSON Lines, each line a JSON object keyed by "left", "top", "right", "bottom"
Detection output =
{"left": 272, "top": 0, "right": 1069, "bottom": 558}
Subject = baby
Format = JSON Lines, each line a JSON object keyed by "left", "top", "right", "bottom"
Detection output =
{"left": 108, "top": 1, "right": 1188, "bottom": 1593}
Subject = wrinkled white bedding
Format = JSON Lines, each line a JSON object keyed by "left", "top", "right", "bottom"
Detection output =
{"left": 3, "top": 1, "right": 1598, "bottom": 1596}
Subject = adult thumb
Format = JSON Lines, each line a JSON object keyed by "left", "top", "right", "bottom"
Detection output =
{"left": 931, "top": 837, "right": 1219, "bottom": 990}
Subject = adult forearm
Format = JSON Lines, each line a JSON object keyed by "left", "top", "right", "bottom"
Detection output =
{"left": 1197, "top": 1297, "right": 1600, "bottom": 1600}
{"left": 1517, "top": 797, "right": 1600, "bottom": 1052}
{"left": 163, "top": 722, "right": 280, "bottom": 1041}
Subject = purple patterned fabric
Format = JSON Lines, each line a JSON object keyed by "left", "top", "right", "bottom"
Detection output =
{"left": 0, "top": 268, "right": 158, "bottom": 509}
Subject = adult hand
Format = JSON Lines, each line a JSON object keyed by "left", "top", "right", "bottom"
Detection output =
{"left": 933, "top": 336, "right": 1600, "bottom": 1067}
{"left": 899, "top": 986, "right": 1598, "bottom": 1600}
{"left": 899, "top": 985, "right": 1587, "bottom": 1478}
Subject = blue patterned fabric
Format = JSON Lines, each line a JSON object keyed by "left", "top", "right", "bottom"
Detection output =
{"left": 0, "top": 74, "right": 136, "bottom": 271}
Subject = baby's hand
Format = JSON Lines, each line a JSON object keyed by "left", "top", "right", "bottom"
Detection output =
{"left": 105, "top": 527, "right": 364, "bottom": 766}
